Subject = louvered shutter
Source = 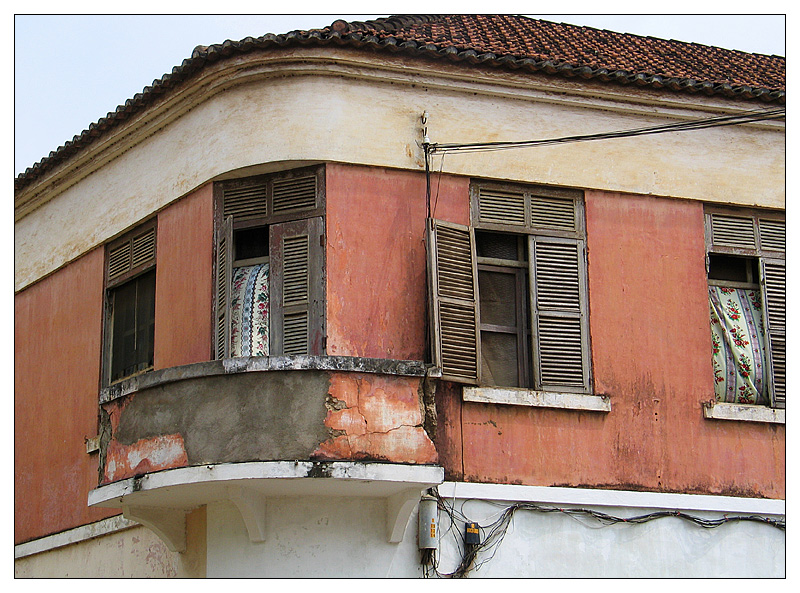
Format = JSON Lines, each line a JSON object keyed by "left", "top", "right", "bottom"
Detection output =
{"left": 761, "top": 259, "right": 786, "bottom": 408}
{"left": 214, "top": 216, "right": 233, "bottom": 359}
{"left": 529, "top": 236, "right": 591, "bottom": 393}
{"left": 223, "top": 179, "right": 268, "bottom": 223}
{"left": 269, "top": 217, "right": 325, "bottom": 356}
{"left": 107, "top": 224, "right": 157, "bottom": 285}
{"left": 427, "top": 219, "right": 481, "bottom": 383}
{"left": 475, "top": 187, "right": 526, "bottom": 227}
{"left": 529, "top": 194, "right": 578, "bottom": 232}
{"left": 758, "top": 218, "right": 785, "bottom": 253}
{"left": 709, "top": 213, "right": 758, "bottom": 251}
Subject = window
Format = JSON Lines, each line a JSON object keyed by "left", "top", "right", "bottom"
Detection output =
{"left": 705, "top": 208, "right": 785, "bottom": 408}
{"left": 104, "top": 220, "right": 157, "bottom": 384}
{"left": 214, "top": 166, "right": 325, "bottom": 359}
{"left": 427, "top": 182, "right": 591, "bottom": 394}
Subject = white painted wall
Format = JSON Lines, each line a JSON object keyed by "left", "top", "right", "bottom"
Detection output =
{"left": 434, "top": 499, "right": 784, "bottom": 578}
{"left": 206, "top": 496, "right": 424, "bottom": 578}
{"left": 204, "top": 484, "right": 784, "bottom": 578}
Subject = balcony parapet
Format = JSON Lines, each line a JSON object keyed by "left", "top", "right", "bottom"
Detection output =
{"left": 98, "top": 356, "right": 440, "bottom": 487}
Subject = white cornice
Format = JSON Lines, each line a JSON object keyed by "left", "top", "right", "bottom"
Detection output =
{"left": 14, "top": 46, "right": 783, "bottom": 222}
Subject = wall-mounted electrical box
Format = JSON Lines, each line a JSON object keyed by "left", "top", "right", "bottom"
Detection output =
{"left": 418, "top": 495, "right": 439, "bottom": 550}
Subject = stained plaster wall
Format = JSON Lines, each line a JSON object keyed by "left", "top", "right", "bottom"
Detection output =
{"left": 435, "top": 190, "right": 785, "bottom": 498}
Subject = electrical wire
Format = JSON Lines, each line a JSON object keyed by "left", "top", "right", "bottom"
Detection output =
{"left": 428, "top": 107, "right": 785, "bottom": 155}
{"left": 422, "top": 488, "right": 785, "bottom": 578}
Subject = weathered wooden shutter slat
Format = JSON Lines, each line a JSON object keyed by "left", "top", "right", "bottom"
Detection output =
{"left": 530, "top": 195, "right": 576, "bottom": 232}
{"left": 270, "top": 217, "right": 324, "bottom": 356}
{"left": 428, "top": 219, "right": 480, "bottom": 383}
{"left": 107, "top": 226, "right": 157, "bottom": 284}
{"left": 223, "top": 182, "right": 268, "bottom": 222}
{"left": 108, "top": 242, "right": 132, "bottom": 283}
{"left": 477, "top": 188, "right": 526, "bottom": 226}
{"left": 758, "top": 219, "right": 785, "bottom": 252}
{"left": 215, "top": 216, "right": 233, "bottom": 359}
{"left": 530, "top": 236, "right": 590, "bottom": 392}
{"left": 761, "top": 259, "right": 785, "bottom": 407}
{"left": 272, "top": 175, "right": 318, "bottom": 214}
{"left": 131, "top": 227, "right": 156, "bottom": 269}
{"left": 710, "top": 214, "right": 757, "bottom": 250}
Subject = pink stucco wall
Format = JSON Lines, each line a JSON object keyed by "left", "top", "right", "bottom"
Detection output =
{"left": 439, "top": 190, "right": 784, "bottom": 498}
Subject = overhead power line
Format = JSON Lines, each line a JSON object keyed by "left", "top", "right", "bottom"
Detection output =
{"left": 426, "top": 107, "right": 785, "bottom": 155}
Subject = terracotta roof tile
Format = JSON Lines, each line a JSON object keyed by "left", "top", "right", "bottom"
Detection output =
{"left": 16, "top": 14, "right": 785, "bottom": 191}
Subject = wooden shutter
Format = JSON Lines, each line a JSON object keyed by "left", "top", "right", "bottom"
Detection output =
{"left": 475, "top": 187, "right": 526, "bottom": 227}
{"left": 529, "top": 236, "right": 591, "bottom": 393}
{"left": 107, "top": 224, "right": 156, "bottom": 285}
{"left": 529, "top": 194, "right": 577, "bottom": 232}
{"left": 223, "top": 179, "right": 268, "bottom": 223}
{"left": 427, "top": 219, "right": 481, "bottom": 383}
{"left": 269, "top": 217, "right": 325, "bottom": 356}
{"left": 761, "top": 259, "right": 786, "bottom": 408}
{"left": 758, "top": 218, "right": 785, "bottom": 252}
{"left": 215, "top": 216, "right": 233, "bottom": 359}
{"left": 709, "top": 213, "right": 758, "bottom": 251}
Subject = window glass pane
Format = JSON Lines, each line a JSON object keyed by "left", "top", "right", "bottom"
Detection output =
{"left": 111, "top": 280, "right": 137, "bottom": 381}
{"left": 476, "top": 231, "right": 520, "bottom": 260}
{"left": 480, "top": 331, "right": 520, "bottom": 387}
{"left": 136, "top": 271, "right": 156, "bottom": 372}
{"left": 110, "top": 270, "right": 155, "bottom": 382}
{"left": 478, "top": 269, "right": 517, "bottom": 327}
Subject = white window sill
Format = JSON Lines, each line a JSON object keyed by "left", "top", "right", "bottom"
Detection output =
{"left": 463, "top": 386, "right": 610, "bottom": 412}
{"left": 703, "top": 401, "right": 785, "bottom": 424}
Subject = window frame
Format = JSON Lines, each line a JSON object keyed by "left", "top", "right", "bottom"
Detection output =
{"left": 213, "top": 165, "right": 326, "bottom": 360}
{"left": 428, "top": 181, "right": 593, "bottom": 395}
{"left": 704, "top": 206, "right": 785, "bottom": 410}
{"left": 102, "top": 218, "right": 158, "bottom": 386}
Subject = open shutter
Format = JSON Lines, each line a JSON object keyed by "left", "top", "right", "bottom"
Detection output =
{"left": 761, "top": 259, "right": 785, "bottom": 408}
{"left": 269, "top": 216, "right": 325, "bottom": 356}
{"left": 427, "top": 219, "right": 480, "bottom": 383}
{"left": 529, "top": 236, "right": 591, "bottom": 393}
{"left": 215, "top": 216, "right": 233, "bottom": 359}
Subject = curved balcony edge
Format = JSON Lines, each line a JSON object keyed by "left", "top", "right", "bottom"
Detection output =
{"left": 100, "top": 355, "right": 437, "bottom": 404}
{"left": 88, "top": 460, "right": 445, "bottom": 551}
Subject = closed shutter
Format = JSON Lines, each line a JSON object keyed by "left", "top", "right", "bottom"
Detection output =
{"left": 215, "top": 216, "right": 233, "bottom": 359}
{"left": 709, "top": 213, "right": 758, "bottom": 251}
{"left": 107, "top": 225, "right": 156, "bottom": 285}
{"left": 223, "top": 179, "right": 268, "bottom": 223}
{"left": 529, "top": 194, "right": 577, "bottom": 232}
{"left": 758, "top": 218, "right": 785, "bottom": 252}
{"left": 529, "top": 236, "right": 591, "bottom": 392}
{"left": 761, "top": 258, "right": 786, "bottom": 408}
{"left": 269, "top": 217, "right": 325, "bottom": 355}
{"left": 427, "top": 219, "right": 480, "bottom": 383}
{"left": 475, "top": 187, "right": 526, "bottom": 227}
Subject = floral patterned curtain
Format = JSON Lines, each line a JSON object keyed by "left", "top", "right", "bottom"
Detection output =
{"left": 709, "top": 286, "right": 767, "bottom": 405}
{"left": 231, "top": 264, "right": 269, "bottom": 357}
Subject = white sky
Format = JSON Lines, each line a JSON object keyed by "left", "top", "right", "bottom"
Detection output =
{"left": 13, "top": 11, "right": 788, "bottom": 176}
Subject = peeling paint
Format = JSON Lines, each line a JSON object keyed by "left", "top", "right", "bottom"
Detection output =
{"left": 103, "top": 434, "right": 188, "bottom": 483}
{"left": 315, "top": 372, "right": 437, "bottom": 464}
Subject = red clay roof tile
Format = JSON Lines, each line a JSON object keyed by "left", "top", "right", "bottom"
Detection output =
{"left": 16, "top": 14, "right": 785, "bottom": 191}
